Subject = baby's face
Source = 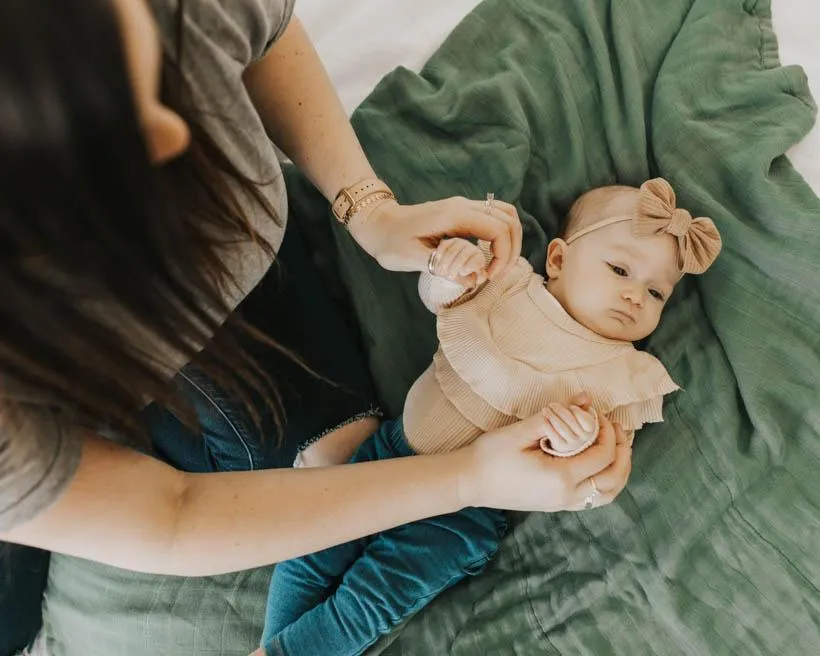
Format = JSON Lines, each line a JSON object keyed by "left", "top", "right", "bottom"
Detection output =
{"left": 547, "top": 221, "right": 679, "bottom": 341}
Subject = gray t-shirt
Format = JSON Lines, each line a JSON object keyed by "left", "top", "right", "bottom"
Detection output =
{"left": 0, "top": 0, "right": 294, "bottom": 532}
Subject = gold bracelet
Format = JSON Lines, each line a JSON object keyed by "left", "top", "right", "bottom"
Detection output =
{"left": 332, "top": 178, "right": 395, "bottom": 226}
{"left": 346, "top": 191, "right": 395, "bottom": 226}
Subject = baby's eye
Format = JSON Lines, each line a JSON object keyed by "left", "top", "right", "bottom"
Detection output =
{"left": 649, "top": 289, "right": 665, "bottom": 301}
{"left": 608, "top": 263, "right": 628, "bottom": 277}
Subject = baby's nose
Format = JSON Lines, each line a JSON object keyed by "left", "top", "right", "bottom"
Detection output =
{"left": 622, "top": 287, "right": 644, "bottom": 307}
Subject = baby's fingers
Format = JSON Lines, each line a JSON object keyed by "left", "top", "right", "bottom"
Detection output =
{"left": 461, "top": 250, "right": 486, "bottom": 275}
{"left": 570, "top": 406, "right": 597, "bottom": 434}
{"left": 435, "top": 239, "right": 466, "bottom": 278}
{"left": 459, "top": 251, "right": 488, "bottom": 286}
{"left": 539, "top": 410, "right": 569, "bottom": 450}
{"left": 450, "top": 244, "right": 484, "bottom": 285}
{"left": 548, "top": 403, "right": 584, "bottom": 440}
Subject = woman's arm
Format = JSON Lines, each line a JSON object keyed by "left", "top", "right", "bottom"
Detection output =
{"left": 242, "top": 17, "right": 522, "bottom": 277}
{"left": 2, "top": 436, "right": 467, "bottom": 575}
{"left": 242, "top": 16, "right": 372, "bottom": 202}
{"left": 2, "top": 433, "right": 464, "bottom": 576}
{"left": 1, "top": 412, "right": 631, "bottom": 577}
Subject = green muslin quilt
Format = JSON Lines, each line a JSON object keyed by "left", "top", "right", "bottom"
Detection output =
{"left": 42, "top": 0, "right": 819, "bottom": 654}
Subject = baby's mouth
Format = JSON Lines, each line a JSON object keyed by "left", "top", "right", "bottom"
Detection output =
{"left": 611, "top": 309, "right": 636, "bottom": 324}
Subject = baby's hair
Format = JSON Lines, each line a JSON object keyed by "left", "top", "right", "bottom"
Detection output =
{"left": 559, "top": 185, "right": 639, "bottom": 240}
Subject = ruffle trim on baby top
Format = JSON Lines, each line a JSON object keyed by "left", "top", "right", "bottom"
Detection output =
{"left": 434, "top": 266, "right": 679, "bottom": 434}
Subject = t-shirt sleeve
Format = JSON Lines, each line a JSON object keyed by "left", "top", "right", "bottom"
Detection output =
{"left": 253, "top": 0, "right": 297, "bottom": 61}
{"left": 151, "top": 0, "right": 295, "bottom": 68}
{"left": 0, "top": 406, "right": 82, "bottom": 533}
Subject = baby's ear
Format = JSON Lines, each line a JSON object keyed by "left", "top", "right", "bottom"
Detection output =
{"left": 545, "top": 238, "right": 568, "bottom": 279}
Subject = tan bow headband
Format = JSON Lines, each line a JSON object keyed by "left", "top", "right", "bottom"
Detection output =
{"left": 565, "top": 178, "right": 722, "bottom": 275}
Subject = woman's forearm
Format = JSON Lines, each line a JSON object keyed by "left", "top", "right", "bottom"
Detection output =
{"left": 173, "top": 448, "right": 468, "bottom": 575}
{"left": 5, "top": 411, "right": 633, "bottom": 575}
{"left": 4, "top": 434, "right": 469, "bottom": 577}
{"left": 243, "top": 16, "right": 375, "bottom": 201}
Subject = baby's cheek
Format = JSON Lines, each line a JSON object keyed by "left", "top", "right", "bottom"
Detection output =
{"left": 560, "top": 295, "right": 587, "bottom": 325}
{"left": 646, "top": 309, "right": 663, "bottom": 334}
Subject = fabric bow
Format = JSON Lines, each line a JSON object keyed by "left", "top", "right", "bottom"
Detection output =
{"left": 633, "top": 178, "right": 722, "bottom": 275}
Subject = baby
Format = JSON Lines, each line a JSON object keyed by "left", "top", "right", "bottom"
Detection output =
{"left": 260, "top": 178, "right": 722, "bottom": 656}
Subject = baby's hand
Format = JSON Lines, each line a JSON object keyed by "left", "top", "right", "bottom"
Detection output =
{"left": 430, "top": 238, "right": 488, "bottom": 288}
{"left": 539, "top": 402, "right": 599, "bottom": 456}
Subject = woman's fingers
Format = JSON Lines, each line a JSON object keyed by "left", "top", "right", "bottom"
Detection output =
{"left": 588, "top": 443, "right": 632, "bottom": 498}
{"left": 351, "top": 196, "right": 522, "bottom": 275}
{"left": 500, "top": 201, "right": 523, "bottom": 276}
{"left": 562, "top": 413, "right": 618, "bottom": 482}
{"left": 575, "top": 458, "right": 632, "bottom": 510}
{"left": 571, "top": 424, "right": 632, "bottom": 508}
{"left": 479, "top": 199, "right": 522, "bottom": 278}
{"left": 470, "top": 212, "right": 514, "bottom": 280}
{"left": 434, "top": 200, "right": 517, "bottom": 278}
{"left": 467, "top": 411, "right": 631, "bottom": 513}
{"left": 615, "top": 426, "right": 634, "bottom": 447}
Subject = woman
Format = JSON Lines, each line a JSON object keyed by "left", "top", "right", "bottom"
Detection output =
{"left": 0, "top": 0, "right": 634, "bottom": 653}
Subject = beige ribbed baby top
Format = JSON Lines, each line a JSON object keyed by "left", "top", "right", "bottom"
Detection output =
{"left": 403, "top": 254, "right": 679, "bottom": 455}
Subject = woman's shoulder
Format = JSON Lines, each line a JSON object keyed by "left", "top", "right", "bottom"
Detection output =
{"left": 149, "top": 0, "right": 295, "bottom": 67}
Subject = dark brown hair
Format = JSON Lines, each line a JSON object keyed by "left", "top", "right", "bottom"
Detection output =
{"left": 0, "top": 0, "right": 289, "bottom": 440}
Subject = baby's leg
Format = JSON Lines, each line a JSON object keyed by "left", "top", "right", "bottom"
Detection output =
{"left": 263, "top": 537, "right": 366, "bottom": 642}
{"left": 262, "top": 421, "right": 402, "bottom": 646}
{"left": 264, "top": 505, "right": 507, "bottom": 656}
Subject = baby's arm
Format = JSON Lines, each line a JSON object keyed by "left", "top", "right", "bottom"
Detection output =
{"left": 419, "top": 239, "right": 490, "bottom": 314}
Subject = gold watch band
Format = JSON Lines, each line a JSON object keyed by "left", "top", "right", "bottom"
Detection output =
{"left": 332, "top": 178, "right": 395, "bottom": 226}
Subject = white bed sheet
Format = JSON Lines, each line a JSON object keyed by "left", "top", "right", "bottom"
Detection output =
{"left": 297, "top": 0, "right": 818, "bottom": 192}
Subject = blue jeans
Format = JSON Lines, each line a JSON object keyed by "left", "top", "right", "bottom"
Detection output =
{"left": 145, "top": 221, "right": 380, "bottom": 471}
{"left": 0, "top": 222, "right": 378, "bottom": 656}
{"left": 262, "top": 419, "right": 508, "bottom": 656}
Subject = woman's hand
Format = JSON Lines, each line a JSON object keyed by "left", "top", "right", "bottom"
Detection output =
{"left": 348, "top": 197, "right": 523, "bottom": 280}
{"left": 459, "top": 395, "right": 633, "bottom": 512}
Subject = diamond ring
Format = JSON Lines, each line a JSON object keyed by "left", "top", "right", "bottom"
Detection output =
{"left": 484, "top": 192, "right": 495, "bottom": 214}
{"left": 583, "top": 477, "right": 599, "bottom": 510}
